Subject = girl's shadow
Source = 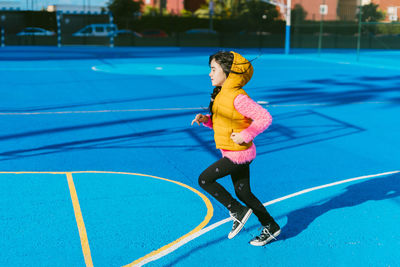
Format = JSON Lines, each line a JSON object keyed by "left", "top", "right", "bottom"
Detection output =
{"left": 280, "top": 173, "right": 400, "bottom": 240}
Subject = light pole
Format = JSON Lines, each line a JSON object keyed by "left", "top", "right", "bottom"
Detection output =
{"left": 260, "top": 0, "right": 291, "bottom": 54}
{"left": 318, "top": 0, "right": 327, "bottom": 56}
{"left": 357, "top": 0, "right": 362, "bottom": 61}
{"left": 209, "top": 0, "right": 214, "bottom": 31}
{"left": 284, "top": 0, "right": 291, "bottom": 54}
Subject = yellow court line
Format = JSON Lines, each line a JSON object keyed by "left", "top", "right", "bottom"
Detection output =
{"left": 1, "top": 171, "right": 213, "bottom": 266}
{"left": 66, "top": 172, "right": 94, "bottom": 267}
{"left": 70, "top": 171, "right": 214, "bottom": 267}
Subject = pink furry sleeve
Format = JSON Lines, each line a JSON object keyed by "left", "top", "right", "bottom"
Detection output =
{"left": 234, "top": 94, "right": 272, "bottom": 143}
{"left": 202, "top": 114, "right": 213, "bottom": 129}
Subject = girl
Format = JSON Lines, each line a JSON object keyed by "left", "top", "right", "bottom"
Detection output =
{"left": 191, "top": 51, "right": 280, "bottom": 246}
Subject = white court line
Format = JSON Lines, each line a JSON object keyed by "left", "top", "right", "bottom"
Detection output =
{"left": 264, "top": 101, "right": 391, "bottom": 107}
{"left": 0, "top": 101, "right": 392, "bottom": 116}
{"left": 0, "top": 68, "right": 84, "bottom": 71}
{"left": 135, "top": 170, "right": 400, "bottom": 266}
{"left": 0, "top": 107, "right": 204, "bottom": 116}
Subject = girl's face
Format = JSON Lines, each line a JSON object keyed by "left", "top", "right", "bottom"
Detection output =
{"left": 209, "top": 59, "right": 227, "bottom": 87}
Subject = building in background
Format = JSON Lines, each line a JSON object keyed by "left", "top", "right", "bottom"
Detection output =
{"left": 0, "top": 0, "right": 21, "bottom": 10}
{"left": 166, "top": 0, "right": 184, "bottom": 14}
{"left": 291, "top": 0, "right": 398, "bottom": 21}
{"left": 143, "top": 0, "right": 185, "bottom": 15}
{"left": 291, "top": 0, "right": 339, "bottom": 20}
{"left": 141, "top": 0, "right": 397, "bottom": 20}
{"left": 337, "top": 0, "right": 358, "bottom": 20}
{"left": 1, "top": 0, "right": 397, "bottom": 21}
{"left": 47, "top": 4, "right": 104, "bottom": 13}
{"left": 372, "top": 0, "right": 399, "bottom": 21}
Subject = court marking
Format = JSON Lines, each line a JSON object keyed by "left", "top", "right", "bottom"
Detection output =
{"left": 292, "top": 54, "right": 400, "bottom": 71}
{"left": 66, "top": 172, "right": 94, "bottom": 267}
{"left": 0, "top": 171, "right": 94, "bottom": 266}
{"left": 0, "top": 101, "right": 392, "bottom": 116}
{"left": 72, "top": 172, "right": 214, "bottom": 267}
{"left": 0, "top": 107, "right": 204, "bottom": 116}
{"left": 135, "top": 170, "right": 400, "bottom": 266}
{"left": 0, "top": 171, "right": 213, "bottom": 267}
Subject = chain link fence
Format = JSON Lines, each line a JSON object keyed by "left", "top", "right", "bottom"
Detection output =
{"left": 0, "top": 5, "right": 399, "bottom": 52}
{"left": 0, "top": 11, "right": 57, "bottom": 46}
{"left": 0, "top": 10, "right": 287, "bottom": 48}
{"left": 290, "top": 1, "right": 400, "bottom": 52}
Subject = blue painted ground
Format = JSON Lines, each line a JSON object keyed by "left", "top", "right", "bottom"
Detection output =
{"left": 0, "top": 46, "right": 399, "bottom": 266}
{"left": 151, "top": 173, "right": 400, "bottom": 267}
{"left": 73, "top": 172, "right": 208, "bottom": 266}
{"left": 0, "top": 173, "right": 85, "bottom": 266}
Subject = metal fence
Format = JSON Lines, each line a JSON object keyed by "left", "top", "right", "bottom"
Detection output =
{"left": 0, "top": 6, "right": 399, "bottom": 52}
{"left": 0, "top": 10, "right": 287, "bottom": 48}
{"left": 290, "top": 1, "right": 400, "bottom": 52}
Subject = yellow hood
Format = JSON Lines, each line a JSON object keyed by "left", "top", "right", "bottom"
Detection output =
{"left": 221, "top": 51, "right": 253, "bottom": 90}
{"left": 211, "top": 51, "right": 254, "bottom": 151}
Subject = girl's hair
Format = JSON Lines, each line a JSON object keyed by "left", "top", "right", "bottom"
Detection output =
{"left": 208, "top": 51, "right": 234, "bottom": 115}
{"left": 207, "top": 51, "right": 255, "bottom": 116}
{"left": 209, "top": 51, "right": 234, "bottom": 77}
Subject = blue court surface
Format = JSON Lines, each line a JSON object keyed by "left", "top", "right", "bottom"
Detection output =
{"left": 1, "top": 46, "right": 399, "bottom": 266}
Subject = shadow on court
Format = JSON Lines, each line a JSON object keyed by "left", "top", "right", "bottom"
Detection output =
{"left": 165, "top": 173, "right": 400, "bottom": 266}
{"left": 0, "top": 92, "right": 204, "bottom": 113}
{"left": 250, "top": 74, "right": 400, "bottom": 106}
{"left": 257, "top": 109, "right": 365, "bottom": 155}
{"left": 280, "top": 173, "right": 400, "bottom": 240}
{"left": 0, "top": 109, "right": 364, "bottom": 162}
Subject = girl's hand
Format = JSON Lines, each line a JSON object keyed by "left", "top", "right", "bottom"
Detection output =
{"left": 231, "top": 132, "right": 245, "bottom": 144}
{"left": 191, "top": 114, "right": 209, "bottom": 126}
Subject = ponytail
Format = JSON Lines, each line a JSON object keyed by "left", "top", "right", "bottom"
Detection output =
{"left": 208, "top": 86, "right": 221, "bottom": 117}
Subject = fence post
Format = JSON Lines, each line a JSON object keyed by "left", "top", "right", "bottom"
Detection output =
{"left": 1, "top": 28, "right": 4, "bottom": 47}
{"left": 56, "top": 11, "right": 62, "bottom": 47}
{"left": 357, "top": 0, "right": 362, "bottom": 61}
{"left": 318, "top": 13, "right": 324, "bottom": 56}
{"left": 0, "top": 14, "right": 5, "bottom": 47}
{"left": 109, "top": 12, "right": 114, "bottom": 48}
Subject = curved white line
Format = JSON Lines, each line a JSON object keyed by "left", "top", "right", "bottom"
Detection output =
{"left": 136, "top": 170, "right": 400, "bottom": 266}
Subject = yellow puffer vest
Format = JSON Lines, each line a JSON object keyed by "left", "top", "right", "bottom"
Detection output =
{"left": 212, "top": 52, "right": 254, "bottom": 151}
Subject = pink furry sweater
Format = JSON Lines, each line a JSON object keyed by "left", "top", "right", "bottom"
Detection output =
{"left": 203, "top": 94, "right": 272, "bottom": 164}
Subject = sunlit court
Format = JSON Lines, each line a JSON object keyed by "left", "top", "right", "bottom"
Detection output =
{"left": 1, "top": 0, "right": 400, "bottom": 265}
{"left": 1, "top": 45, "right": 399, "bottom": 266}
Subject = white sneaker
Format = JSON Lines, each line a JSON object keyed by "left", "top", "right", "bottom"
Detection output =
{"left": 228, "top": 206, "right": 252, "bottom": 239}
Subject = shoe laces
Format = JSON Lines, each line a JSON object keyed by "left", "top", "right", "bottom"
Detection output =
{"left": 229, "top": 212, "right": 245, "bottom": 230}
{"left": 260, "top": 225, "right": 277, "bottom": 241}
{"left": 229, "top": 212, "right": 242, "bottom": 224}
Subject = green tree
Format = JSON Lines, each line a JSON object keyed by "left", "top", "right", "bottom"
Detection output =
{"left": 358, "top": 3, "right": 385, "bottom": 22}
{"left": 291, "top": 3, "right": 307, "bottom": 24}
{"left": 180, "top": 9, "right": 193, "bottom": 17}
{"left": 195, "top": 0, "right": 246, "bottom": 19}
{"left": 242, "top": 0, "right": 279, "bottom": 22}
{"left": 107, "top": 0, "right": 143, "bottom": 18}
{"left": 195, "top": 0, "right": 279, "bottom": 20}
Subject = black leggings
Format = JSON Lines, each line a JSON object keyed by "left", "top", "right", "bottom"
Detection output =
{"left": 198, "top": 157, "right": 274, "bottom": 226}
